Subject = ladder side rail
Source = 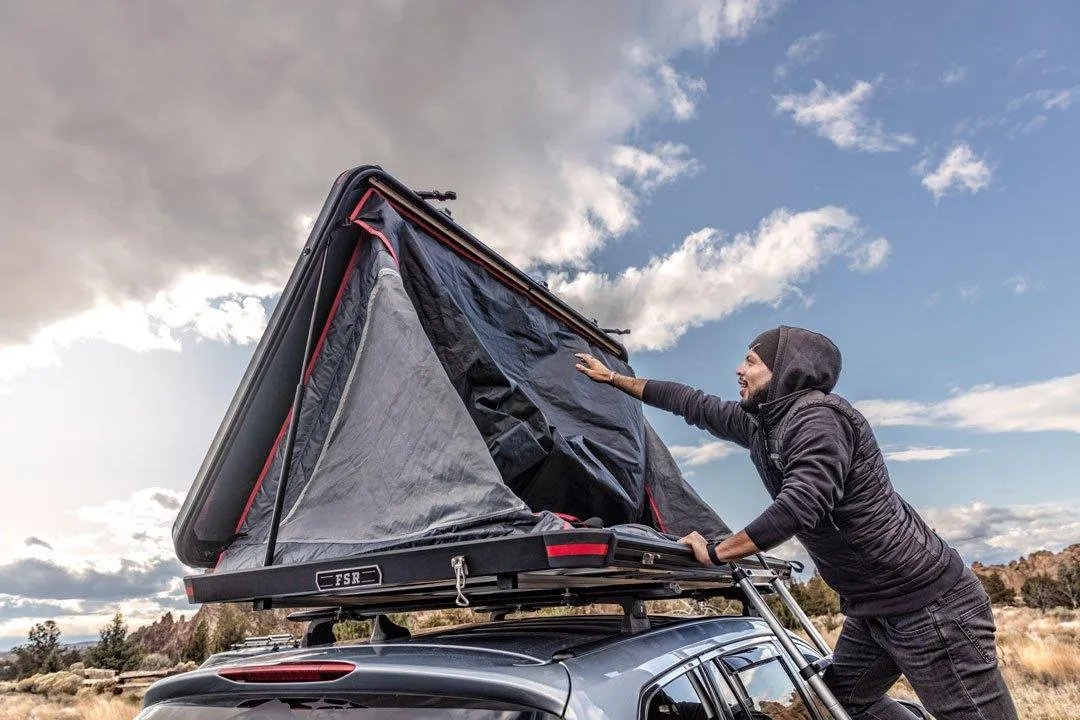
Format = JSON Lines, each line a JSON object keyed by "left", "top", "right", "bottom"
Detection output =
{"left": 730, "top": 565, "right": 851, "bottom": 720}
{"left": 753, "top": 553, "right": 833, "bottom": 657}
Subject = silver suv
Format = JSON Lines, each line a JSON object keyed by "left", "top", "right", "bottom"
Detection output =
{"left": 134, "top": 613, "right": 928, "bottom": 719}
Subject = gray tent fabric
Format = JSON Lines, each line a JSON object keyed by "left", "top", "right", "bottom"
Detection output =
{"left": 641, "top": 421, "right": 729, "bottom": 539}
{"left": 219, "top": 251, "right": 565, "bottom": 571}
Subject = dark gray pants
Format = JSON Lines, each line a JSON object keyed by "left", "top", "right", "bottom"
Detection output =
{"left": 823, "top": 570, "right": 1018, "bottom": 720}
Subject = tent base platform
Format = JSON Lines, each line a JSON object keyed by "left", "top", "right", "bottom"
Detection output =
{"left": 184, "top": 529, "right": 794, "bottom": 615}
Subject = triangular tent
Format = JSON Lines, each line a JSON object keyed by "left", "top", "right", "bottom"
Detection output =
{"left": 173, "top": 168, "right": 729, "bottom": 573}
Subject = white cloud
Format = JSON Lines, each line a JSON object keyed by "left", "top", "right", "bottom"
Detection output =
{"left": 1005, "top": 274, "right": 1043, "bottom": 294}
{"left": 942, "top": 65, "right": 968, "bottom": 84}
{"left": 919, "top": 144, "right": 992, "bottom": 200}
{"left": 920, "top": 500, "right": 1080, "bottom": 566}
{"left": 1006, "top": 85, "right": 1079, "bottom": 133}
{"left": 0, "top": 488, "right": 189, "bottom": 647}
{"left": 658, "top": 64, "right": 708, "bottom": 121}
{"left": 0, "top": 273, "right": 279, "bottom": 389}
{"left": 1022, "top": 115, "right": 1048, "bottom": 134}
{"left": 923, "top": 291, "right": 942, "bottom": 307}
{"left": 883, "top": 446, "right": 972, "bottom": 462}
{"left": 773, "top": 31, "right": 828, "bottom": 79}
{"left": 855, "top": 399, "right": 942, "bottom": 427}
{"left": 548, "top": 206, "right": 887, "bottom": 351}
{"left": 0, "top": 0, "right": 785, "bottom": 365}
{"left": 669, "top": 440, "right": 739, "bottom": 467}
{"left": 959, "top": 284, "right": 981, "bottom": 301}
{"left": 1010, "top": 50, "right": 1047, "bottom": 74}
{"left": 775, "top": 78, "right": 916, "bottom": 152}
{"left": 1008, "top": 85, "right": 1080, "bottom": 112}
{"left": 0, "top": 0, "right": 763, "bottom": 390}
{"left": 610, "top": 142, "right": 704, "bottom": 192}
{"left": 857, "top": 373, "right": 1080, "bottom": 434}
{"left": 847, "top": 237, "right": 891, "bottom": 272}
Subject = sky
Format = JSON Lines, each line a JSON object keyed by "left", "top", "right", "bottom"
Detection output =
{"left": 1, "top": 0, "right": 1079, "bottom": 650}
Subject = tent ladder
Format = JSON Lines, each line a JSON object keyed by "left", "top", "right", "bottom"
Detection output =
{"left": 730, "top": 559, "right": 850, "bottom": 720}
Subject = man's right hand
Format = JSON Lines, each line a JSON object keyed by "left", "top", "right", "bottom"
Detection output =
{"left": 574, "top": 353, "right": 616, "bottom": 384}
{"left": 574, "top": 352, "right": 648, "bottom": 400}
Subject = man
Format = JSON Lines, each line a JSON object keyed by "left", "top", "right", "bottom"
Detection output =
{"left": 574, "top": 326, "right": 1017, "bottom": 720}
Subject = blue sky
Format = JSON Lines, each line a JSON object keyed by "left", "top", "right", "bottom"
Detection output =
{"left": 1, "top": 1, "right": 1078, "bottom": 649}
{"left": 616, "top": 2, "right": 1080, "bottom": 532}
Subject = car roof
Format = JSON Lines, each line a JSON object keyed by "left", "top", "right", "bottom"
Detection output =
{"left": 143, "top": 614, "right": 783, "bottom": 715}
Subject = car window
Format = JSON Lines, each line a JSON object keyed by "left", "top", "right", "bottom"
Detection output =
{"left": 645, "top": 671, "right": 712, "bottom": 720}
{"left": 716, "top": 644, "right": 816, "bottom": 720}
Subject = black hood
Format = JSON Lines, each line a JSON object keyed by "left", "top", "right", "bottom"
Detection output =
{"left": 759, "top": 326, "right": 842, "bottom": 424}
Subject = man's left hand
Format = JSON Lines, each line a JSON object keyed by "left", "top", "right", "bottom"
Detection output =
{"left": 678, "top": 531, "right": 713, "bottom": 565}
{"left": 679, "top": 529, "right": 760, "bottom": 565}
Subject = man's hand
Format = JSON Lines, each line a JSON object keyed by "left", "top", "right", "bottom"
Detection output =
{"left": 574, "top": 353, "right": 615, "bottom": 383}
{"left": 679, "top": 531, "right": 714, "bottom": 565}
{"left": 573, "top": 352, "right": 648, "bottom": 400}
{"left": 679, "top": 529, "right": 760, "bottom": 565}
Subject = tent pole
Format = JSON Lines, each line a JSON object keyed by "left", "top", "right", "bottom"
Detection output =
{"left": 262, "top": 241, "right": 334, "bottom": 568}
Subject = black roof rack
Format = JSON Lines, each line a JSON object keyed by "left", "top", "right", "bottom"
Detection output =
{"left": 184, "top": 528, "right": 792, "bottom": 616}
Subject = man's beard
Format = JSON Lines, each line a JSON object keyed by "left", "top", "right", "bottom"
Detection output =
{"left": 740, "top": 384, "right": 769, "bottom": 414}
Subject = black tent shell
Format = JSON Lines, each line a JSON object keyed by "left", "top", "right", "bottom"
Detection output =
{"left": 172, "top": 167, "right": 729, "bottom": 572}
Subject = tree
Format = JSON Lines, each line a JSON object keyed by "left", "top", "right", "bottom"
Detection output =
{"left": 978, "top": 572, "right": 1016, "bottom": 606}
{"left": 86, "top": 613, "right": 142, "bottom": 672}
{"left": 1057, "top": 560, "right": 1080, "bottom": 610}
{"left": 181, "top": 620, "right": 210, "bottom": 663}
{"left": 11, "top": 620, "right": 64, "bottom": 678}
{"left": 210, "top": 604, "right": 248, "bottom": 654}
{"left": 797, "top": 575, "right": 841, "bottom": 616}
{"left": 1021, "top": 574, "right": 1068, "bottom": 612}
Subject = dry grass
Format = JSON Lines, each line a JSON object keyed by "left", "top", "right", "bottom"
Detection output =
{"left": 0, "top": 693, "right": 140, "bottom": 720}
{"left": 803, "top": 606, "right": 1080, "bottom": 720}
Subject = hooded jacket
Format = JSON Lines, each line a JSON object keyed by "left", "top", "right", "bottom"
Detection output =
{"left": 642, "top": 326, "right": 965, "bottom": 617}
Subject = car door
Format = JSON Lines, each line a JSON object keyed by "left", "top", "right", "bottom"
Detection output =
{"left": 640, "top": 662, "right": 721, "bottom": 720}
{"left": 698, "top": 640, "right": 829, "bottom": 720}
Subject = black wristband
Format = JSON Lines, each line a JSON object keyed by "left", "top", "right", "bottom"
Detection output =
{"left": 705, "top": 541, "right": 722, "bottom": 565}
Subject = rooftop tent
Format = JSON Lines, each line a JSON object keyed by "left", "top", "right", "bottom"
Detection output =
{"left": 172, "top": 167, "right": 730, "bottom": 573}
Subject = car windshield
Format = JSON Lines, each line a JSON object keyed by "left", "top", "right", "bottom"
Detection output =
{"left": 136, "top": 697, "right": 556, "bottom": 719}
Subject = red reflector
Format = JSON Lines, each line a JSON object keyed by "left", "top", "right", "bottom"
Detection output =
{"left": 546, "top": 543, "right": 609, "bottom": 558}
{"left": 219, "top": 661, "right": 355, "bottom": 683}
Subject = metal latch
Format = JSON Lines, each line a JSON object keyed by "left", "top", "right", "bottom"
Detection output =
{"left": 451, "top": 556, "right": 470, "bottom": 607}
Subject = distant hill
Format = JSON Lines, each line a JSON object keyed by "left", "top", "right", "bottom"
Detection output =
{"left": 129, "top": 602, "right": 298, "bottom": 660}
{"left": 972, "top": 543, "right": 1080, "bottom": 591}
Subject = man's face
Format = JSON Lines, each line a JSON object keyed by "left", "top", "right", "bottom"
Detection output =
{"left": 737, "top": 350, "right": 773, "bottom": 404}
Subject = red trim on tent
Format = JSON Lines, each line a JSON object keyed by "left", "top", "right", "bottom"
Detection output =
{"left": 353, "top": 218, "right": 399, "bottom": 267}
{"left": 645, "top": 485, "right": 667, "bottom": 533}
{"left": 546, "top": 543, "right": 609, "bottom": 558}
{"left": 219, "top": 241, "right": 364, "bottom": 567}
{"left": 348, "top": 189, "right": 400, "bottom": 266}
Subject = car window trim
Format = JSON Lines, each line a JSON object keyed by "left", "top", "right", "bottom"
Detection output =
{"left": 638, "top": 657, "right": 720, "bottom": 720}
